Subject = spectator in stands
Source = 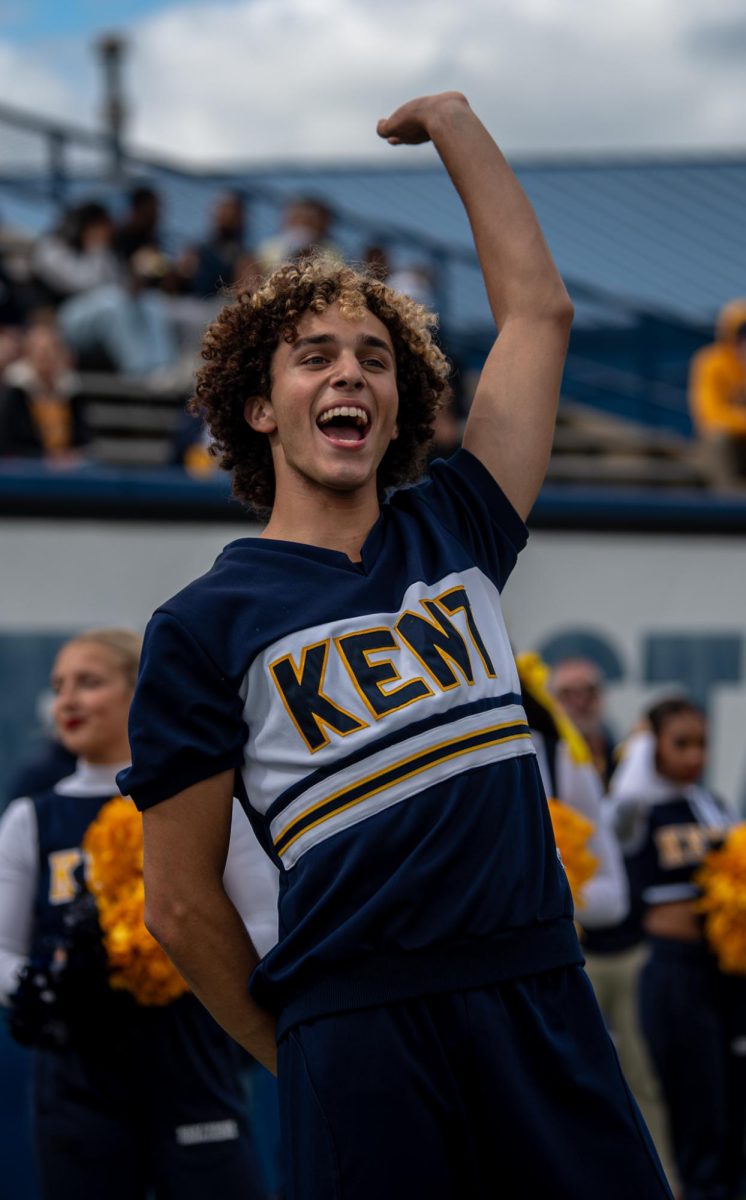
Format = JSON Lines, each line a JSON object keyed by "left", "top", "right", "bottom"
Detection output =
{"left": 550, "top": 657, "right": 617, "bottom": 786}
{"left": 388, "top": 261, "right": 437, "bottom": 311}
{"left": 0, "top": 321, "right": 87, "bottom": 461}
{"left": 31, "top": 202, "right": 118, "bottom": 308}
{"left": 58, "top": 248, "right": 178, "bottom": 378}
{"left": 187, "top": 190, "right": 253, "bottom": 297}
{"left": 257, "top": 196, "right": 338, "bottom": 272}
{"left": 689, "top": 299, "right": 746, "bottom": 487}
{"left": 114, "top": 184, "right": 162, "bottom": 263}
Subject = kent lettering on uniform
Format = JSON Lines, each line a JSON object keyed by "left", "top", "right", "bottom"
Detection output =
{"left": 119, "top": 93, "right": 673, "bottom": 1200}
{"left": 271, "top": 583, "right": 497, "bottom": 750}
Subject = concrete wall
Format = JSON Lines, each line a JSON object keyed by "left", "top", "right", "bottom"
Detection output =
{"left": 2, "top": 518, "right": 745, "bottom": 806}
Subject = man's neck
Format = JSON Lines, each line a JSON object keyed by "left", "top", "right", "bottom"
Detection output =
{"left": 261, "top": 480, "right": 381, "bottom": 562}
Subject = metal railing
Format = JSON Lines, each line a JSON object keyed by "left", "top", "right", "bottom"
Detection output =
{"left": 0, "top": 100, "right": 708, "bottom": 433}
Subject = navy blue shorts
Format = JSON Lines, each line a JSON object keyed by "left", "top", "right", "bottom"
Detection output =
{"left": 278, "top": 964, "right": 673, "bottom": 1200}
{"left": 640, "top": 937, "right": 746, "bottom": 1200}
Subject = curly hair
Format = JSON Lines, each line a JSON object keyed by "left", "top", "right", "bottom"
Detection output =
{"left": 191, "top": 255, "right": 452, "bottom": 514}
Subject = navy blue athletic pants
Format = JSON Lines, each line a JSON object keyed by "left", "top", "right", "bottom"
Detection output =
{"left": 278, "top": 963, "right": 673, "bottom": 1200}
{"left": 32, "top": 996, "right": 263, "bottom": 1200}
{"left": 639, "top": 937, "right": 746, "bottom": 1200}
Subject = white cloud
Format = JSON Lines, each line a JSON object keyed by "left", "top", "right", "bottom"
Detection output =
{"left": 0, "top": 39, "right": 83, "bottom": 111}
{"left": 123, "top": 0, "right": 746, "bottom": 160}
{"left": 0, "top": 40, "right": 81, "bottom": 156}
{"left": 0, "top": 0, "right": 745, "bottom": 166}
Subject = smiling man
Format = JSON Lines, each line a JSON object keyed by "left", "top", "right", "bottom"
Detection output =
{"left": 119, "top": 93, "right": 672, "bottom": 1199}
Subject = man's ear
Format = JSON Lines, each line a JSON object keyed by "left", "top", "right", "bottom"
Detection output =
{"left": 244, "top": 396, "right": 277, "bottom": 433}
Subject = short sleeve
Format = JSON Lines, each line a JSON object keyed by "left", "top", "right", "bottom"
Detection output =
{"left": 117, "top": 610, "right": 249, "bottom": 810}
{"left": 413, "top": 449, "right": 528, "bottom": 591}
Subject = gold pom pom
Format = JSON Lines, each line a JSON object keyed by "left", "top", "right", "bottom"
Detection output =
{"left": 695, "top": 824, "right": 746, "bottom": 974}
{"left": 547, "top": 798, "right": 598, "bottom": 908}
{"left": 83, "top": 798, "right": 188, "bottom": 1006}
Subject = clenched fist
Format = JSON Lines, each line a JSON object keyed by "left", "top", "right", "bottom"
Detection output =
{"left": 376, "top": 91, "right": 469, "bottom": 146}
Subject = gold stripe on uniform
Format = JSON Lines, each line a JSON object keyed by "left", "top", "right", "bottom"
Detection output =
{"left": 274, "top": 719, "right": 531, "bottom": 857}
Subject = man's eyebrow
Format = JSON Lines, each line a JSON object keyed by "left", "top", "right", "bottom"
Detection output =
{"left": 291, "top": 334, "right": 393, "bottom": 354}
{"left": 358, "top": 335, "right": 393, "bottom": 354}
{"left": 292, "top": 335, "right": 335, "bottom": 351}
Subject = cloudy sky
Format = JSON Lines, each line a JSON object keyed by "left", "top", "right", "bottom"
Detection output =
{"left": 0, "top": 0, "right": 745, "bottom": 165}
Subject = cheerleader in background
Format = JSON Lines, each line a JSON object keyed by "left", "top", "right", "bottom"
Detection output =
{"left": 516, "top": 652, "right": 628, "bottom": 929}
{"left": 518, "top": 656, "right": 678, "bottom": 1188}
{"left": 0, "top": 628, "right": 279, "bottom": 1200}
{"left": 610, "top": 698, "right": 744, "bottom": 1200}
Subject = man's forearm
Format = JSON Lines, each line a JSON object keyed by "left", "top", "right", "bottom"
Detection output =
{"left": 426, "top": 95, "right": 570, "bottom": 328}
{"left": 148, "top": 886, "right": 277, "bottom": 1074}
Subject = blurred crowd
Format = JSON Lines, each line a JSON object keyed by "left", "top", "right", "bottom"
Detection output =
{"left": 0, "top": 184, "right": 266, "bottom": 468}
{"left": 3, "top": 182, "right": 743, "bottom": 489}
{"left": 0, "top": 187, "right": 461, "bottom": 474}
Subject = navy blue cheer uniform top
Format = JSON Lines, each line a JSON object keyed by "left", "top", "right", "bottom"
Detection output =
{"left": 614, "top": 783, "right": 733, "bottom": 910}
{"left": 0, "top": 764, "right": 264, "bottom": 1200}
{"left": 120, "top": 450, "right": 581, "bottom": 1034}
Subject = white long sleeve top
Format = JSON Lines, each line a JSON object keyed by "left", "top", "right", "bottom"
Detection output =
{"left": 532, "top": 731, "right": 629, "bottom": 928}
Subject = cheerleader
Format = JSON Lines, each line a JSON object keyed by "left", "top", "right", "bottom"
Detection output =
{"left": 610, "top": 698, "right": 743, "bottom": 1200}
{"left": 0, "top": 628, "right": 278, "bottom": 1200}
{"left": 517, "top": 652, "right": 629, "bottom": 928}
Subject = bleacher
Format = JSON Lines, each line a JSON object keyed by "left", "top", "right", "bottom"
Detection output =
{"left": 1, "top": 100, "right": 746, "bottom": 502}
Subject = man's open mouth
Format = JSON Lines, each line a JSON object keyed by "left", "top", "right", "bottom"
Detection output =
{"left": 316, "top": 405, "right": 370, "bottom": 443}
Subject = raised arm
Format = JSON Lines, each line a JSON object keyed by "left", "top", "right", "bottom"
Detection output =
{"left": 141, "top": 769, "right": 277, "bottom": 1074}
{"left": 378, "top": 92, "right": 573, "bottom": 519}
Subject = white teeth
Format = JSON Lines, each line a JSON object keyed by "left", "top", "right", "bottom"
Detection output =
{"left": 318, "top": 406, "right": 369, "bottom": 427}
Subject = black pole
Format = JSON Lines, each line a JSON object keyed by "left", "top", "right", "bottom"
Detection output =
{"left": 47, "top": 129, "right": 67, "bottom": 209}
{"left": 96, "top": 33, "right": 128, "bottom": 181}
